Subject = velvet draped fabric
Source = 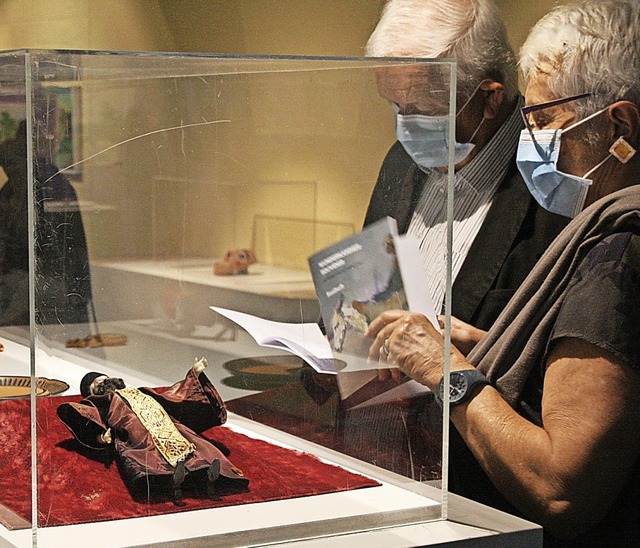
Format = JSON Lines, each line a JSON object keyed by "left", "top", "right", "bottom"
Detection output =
{"left": 0, "top": 394, "right": 378, "bottom": 529}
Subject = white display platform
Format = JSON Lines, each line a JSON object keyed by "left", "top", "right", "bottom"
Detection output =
{"left": 90, "top": 259, "right": 320, "bottom": 326}
{"left": 97, "top": 259, "right": 316, "bottom": 297}
{"left": 0, "top": 336, "right": 541, "bottom": 547}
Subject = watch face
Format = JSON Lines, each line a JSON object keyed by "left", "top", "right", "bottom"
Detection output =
{"left": 446, "top": 371, "right": 468, "bottom": 403}
{"left": 437, "top": 370, "right": 489, "bottom": 406}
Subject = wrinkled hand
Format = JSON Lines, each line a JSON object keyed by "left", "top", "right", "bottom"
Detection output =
{"left": 365, "top": 310, "right": 448, "bottom": 390}
{"left": 438, "top": 315, "right": 487, "bottom": 356}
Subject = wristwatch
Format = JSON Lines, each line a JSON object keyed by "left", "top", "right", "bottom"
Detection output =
{"left": 436, "top": 369, "right": 490, "bottom": 406}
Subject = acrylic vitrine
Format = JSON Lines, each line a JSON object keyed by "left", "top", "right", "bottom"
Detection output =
{"left": 0, "top": 49, "right": 540, "bottom": 547}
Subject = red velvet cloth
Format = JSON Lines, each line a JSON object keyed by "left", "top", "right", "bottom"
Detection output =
{"left": 0, "top": 395, "right": 379, "bottom": 528}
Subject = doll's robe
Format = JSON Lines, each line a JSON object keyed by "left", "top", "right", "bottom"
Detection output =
{"left": 57, "top": 367, "right": 248, "bottom": 497}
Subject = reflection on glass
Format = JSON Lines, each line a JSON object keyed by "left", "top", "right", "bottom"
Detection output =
{"left": 0, "top": 120, "right": 92, "bottom": 327}
{"left": 0, "top": 52, "right": 462, "bottom": 547}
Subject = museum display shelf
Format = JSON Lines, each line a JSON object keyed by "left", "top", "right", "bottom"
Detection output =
{"left": 0, "top": 49, "right": 542, "bottom": 546}
{"left": 90, "top": 258, "right": 320, "bottom": 325}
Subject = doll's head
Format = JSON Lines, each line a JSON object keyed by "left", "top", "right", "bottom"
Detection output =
{"left": 80, "top": 371, "right": 126, "bottom": 397}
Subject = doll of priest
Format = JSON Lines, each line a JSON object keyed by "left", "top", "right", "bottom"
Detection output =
{"left": 57, "top": 358, "right": 248, "bottom": 504}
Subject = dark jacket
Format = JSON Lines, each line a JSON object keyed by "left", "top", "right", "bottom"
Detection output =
{"left": 363, "top": 141, "right": 569, "bottom": 330}
{"left": 0, "top": 130, "right": 92, "bottom": 325}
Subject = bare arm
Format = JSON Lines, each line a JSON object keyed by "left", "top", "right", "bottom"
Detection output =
{"left": 366, "top": 311, "right": 640, "bottom": 539}
{"left": 456, "top": 338, "right": 640, "bottom": 537}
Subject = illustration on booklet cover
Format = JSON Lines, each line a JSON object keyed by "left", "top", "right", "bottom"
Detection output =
{"left": 308, "top": 217, "right": 408, "bottom": 359}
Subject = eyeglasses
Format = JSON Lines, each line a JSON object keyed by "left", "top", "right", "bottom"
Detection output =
{"left": 520, "top": 92, "right": 592, "bottom": 132}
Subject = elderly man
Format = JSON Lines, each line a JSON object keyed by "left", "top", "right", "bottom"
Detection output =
{"left": 364, "top": 0, "right": 568, "bottom": 353}
{"left": 367, "top": 1, "right": 640, "bottom": 545}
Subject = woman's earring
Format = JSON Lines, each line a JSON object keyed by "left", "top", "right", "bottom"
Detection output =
{"left": 609, "top": 136, "right": 637, "bottom": 163}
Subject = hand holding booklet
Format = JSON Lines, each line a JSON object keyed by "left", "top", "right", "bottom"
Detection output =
{"left": 308, "top": 216, "right": 437, "bottom": 362}
{"left": 212, "top": 217, "right": 437, "bottom": 379}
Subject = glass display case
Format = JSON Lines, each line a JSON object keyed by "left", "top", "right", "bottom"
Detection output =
{"left": 0, "top": 49, "right": 540, "bottom": 547}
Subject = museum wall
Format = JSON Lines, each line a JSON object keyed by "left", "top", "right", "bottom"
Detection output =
{"left": 0, "top": 0, "right": 174, "bottom": 51}
{"left": 0, "top": 0, "right": 570, "bottom": 267}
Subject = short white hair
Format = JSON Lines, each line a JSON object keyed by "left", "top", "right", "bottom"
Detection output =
{"left": 520, "top": 0, "right": 640, "bottom": 120}
{"left": 365, "top": 0, "right": 518, "bottom": 101}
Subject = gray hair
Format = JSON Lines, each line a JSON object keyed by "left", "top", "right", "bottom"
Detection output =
{"left": 365, "top": 0, "right": 518, "bottom": 102}
{"left": 520, "top": 0, "right": 640, "bottom": 120}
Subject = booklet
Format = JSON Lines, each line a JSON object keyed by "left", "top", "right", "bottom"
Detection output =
{"left": 211, "top": 306, "right": 344, "bottom": 374}
{"left": 308, "top": 216, "right": 437, "bottom": 362}
{"left": 212, "top": 217, "right": 437, "bottom": 383}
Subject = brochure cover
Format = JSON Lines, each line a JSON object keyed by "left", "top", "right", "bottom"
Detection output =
{"left": 308, "top": 217, "right": 436, "bottom": 364}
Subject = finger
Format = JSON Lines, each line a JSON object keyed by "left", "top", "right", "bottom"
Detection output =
{"left": 383, "top": 337, "right": 391, "bottom": 355}
{"left": 369, "top": 314, "right": 413, "bottom": 362}
{"left": 368, "top": 337, "right": 387, "bottom": 363}
{"left": 368, "top": 326, "right": 393, "bottom": 361}
{"left": 384, "top": 339, "right": 395, "bottom": 365}
{"left": 377, "top": 368, "right": 391, "bottom": 381}
{"left": 377, "top": 328, "right": 398, "bottom": 361}
{"left": 378, "top": 338, "right": 390, "bottom": 361}
{"left": 365, "top": 309, "right": 408, "bottom": 338}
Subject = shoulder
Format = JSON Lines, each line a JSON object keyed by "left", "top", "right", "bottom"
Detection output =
{"left": 581, "top": 232, "right": 640, "bottom": 269}
{"left": 566, "top": 231, "right": 640, "bottom": 294}
{"left": 370, "top": 141, "right": 414, "bottom": 196}
{"left": 553, "top": 230, "right": 640, "bottom": 370}
{"left": 365, "top": 141, "right": 422, "bottom": 231}
{"left": 378, "top": 141, "right": 413, "bottom": 172}
{"left": 499, "top": 165, "right": 570, "bottom": 236}
{"left": 567, "top": 232, "right": 640, "bottom": 290}
{"left": 483, "top": 163, "right": 569, "bottom": 254}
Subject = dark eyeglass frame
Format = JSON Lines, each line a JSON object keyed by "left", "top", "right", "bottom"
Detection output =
{"left": 520, "top": 92, "right": 592, "bottom": 132}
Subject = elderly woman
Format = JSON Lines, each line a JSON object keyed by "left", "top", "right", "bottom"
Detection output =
{"left": 367, "top": 1, "right": 640, "bottom": 545}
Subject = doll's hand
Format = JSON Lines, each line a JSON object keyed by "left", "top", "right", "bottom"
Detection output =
{"left": 193, "top": 357, "right": 208, "bottom": 374}
{"left": 100, "top": 428, "right": 112, "bottom": 444}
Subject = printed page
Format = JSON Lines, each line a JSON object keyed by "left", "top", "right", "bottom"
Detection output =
{"left": 211, "top": 307, "right": 340, "bottom": 374}
{"left": 394, "top": 233, "right": 438, "bottom": 327}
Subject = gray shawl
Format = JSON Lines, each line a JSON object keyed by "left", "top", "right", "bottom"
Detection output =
{"left": 468, "top": 186, "right": 640, "bottom": 407}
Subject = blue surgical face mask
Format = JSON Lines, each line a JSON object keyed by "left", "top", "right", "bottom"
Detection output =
{"left": 516, "top": 107, "right": 612, "bottom": 218}
{"left": 395, "top": 84, "right": 484, "bottom": 171}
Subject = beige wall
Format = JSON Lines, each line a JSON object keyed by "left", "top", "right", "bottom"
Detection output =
{"left": 0, "top": 1, "right": 569, "bottom": 267}
{"left": 0, "top": 1, "right": 567, "bottom": 64}
{"left": 0, "top": 0, "right": 386, "bottom": 56}
{"left": 0, "top": 0, "right": 174, "bottom": 51}
{"left": 156, "top": 0, "right": 386, "bottom": 57}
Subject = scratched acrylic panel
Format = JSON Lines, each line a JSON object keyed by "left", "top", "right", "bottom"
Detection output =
{"left": 0, "top": 51, "right": 456, "bottom": 546}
